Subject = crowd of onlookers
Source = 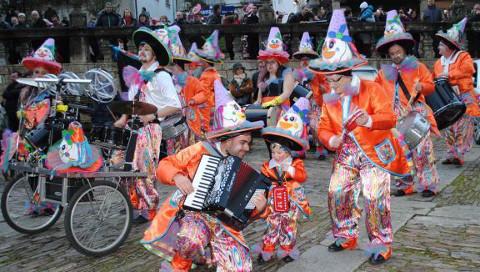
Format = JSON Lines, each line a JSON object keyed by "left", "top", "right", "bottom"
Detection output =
{"left": 2, "top": 0, "right": 480, "bottom": 63}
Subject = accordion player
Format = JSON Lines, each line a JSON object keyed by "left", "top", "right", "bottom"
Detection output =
{"left": 183, "top": 154, "right": 271, "bottom": 231}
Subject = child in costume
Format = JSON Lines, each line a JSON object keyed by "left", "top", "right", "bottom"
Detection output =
{"left": 253, "top": 97, "right": 311, "bottom": 263}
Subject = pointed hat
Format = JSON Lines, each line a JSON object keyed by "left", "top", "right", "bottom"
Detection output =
{"left": 293, "top": 32, "right": 319, "bottom": 59}
{"left": 22, "top": 38, "right": 62, "bottom": 74}
{"left": 132, "top": 27, "right": 172, "bottom": 66}
{"left": 376, "top": 10, "right": 415, "bottom": 54}
{"left": 258, "top": 27, "right": 290, "bottom": 64}
{"left": 194, "top": 30, "right": 225, "bottom": 64}
{"left": 308, "top": 9, "right": 367, "bottom": 74}
{"left": 435, "top": 17, "right": 467, "bottom": 50}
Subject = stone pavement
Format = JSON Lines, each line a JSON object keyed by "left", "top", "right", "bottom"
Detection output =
{"left": 0, "top": 137, "right": 479, "bottom": 272}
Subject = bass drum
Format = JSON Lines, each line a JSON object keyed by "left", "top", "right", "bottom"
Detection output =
{"left": 426, "top": 78, "right": 466, "bottom": 130}
{"left": 244, "top": 104, "right": 281, "bottom": 128}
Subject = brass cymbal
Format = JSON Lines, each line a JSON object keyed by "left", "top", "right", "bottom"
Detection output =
{"left": 110, "top": 101, "right": 158, "bottom": 115}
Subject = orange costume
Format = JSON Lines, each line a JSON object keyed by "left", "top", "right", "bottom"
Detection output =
{"left": 182, "top": 75, "right": 209, "bottom": 137}
{"left": 198, "top": 67, "right": 221, "bottom": 132}
{"left": 433, "top": 51, "right": 480, "bottom": 117}
{"left": 433, "top": 50, "right": 480, "bottom": 163}
{"left": 318, "top": 80, "right": 409, "bottom": 176}
{"left": 142, "top": 141, "right": 262, "bottom": 271}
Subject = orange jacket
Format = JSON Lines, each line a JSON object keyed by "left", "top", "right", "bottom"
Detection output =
{"left": 260, "top": 159, "right": 311, "bottom": 217}
{"left": 310, "top": 73, "right": 330, "bottom": 106}
{"left": 198, "top": 68, "right": 221, "bottom": 131}
{"left": 376, "top": 62, "right": 439, "bottom": 134}
{"left": 317, "top": 80, "right": 410, "bottom": 177}
{"left": 143, "top": 142, "right": 260, "bottom": 252}
{"left": 433, "top": 51, "right": 480, "bottom": 117}
{"left": 182, "top": 76, "right": 208, "bottom": 137}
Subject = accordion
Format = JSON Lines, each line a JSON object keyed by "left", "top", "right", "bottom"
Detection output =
{"left": 184, "top": 155, "right": 271, "bottom": 230}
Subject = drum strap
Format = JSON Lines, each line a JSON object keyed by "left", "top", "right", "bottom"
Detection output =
{"left": 396, "top": 73, "right": 411, "bottom": 101}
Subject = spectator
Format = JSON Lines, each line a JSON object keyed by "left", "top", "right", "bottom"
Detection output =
{"left": 50, "top": 15, "right": 65, "bottom": 27}
{"left": 242, "top": 3, "right": 259, "bottom": 59}
{"left": 344, "top": 7, "right": 353, "bottom": 22}
{"left": 137, "top": 13, "right": 150, "bottom": 27}
{"left": 207, "top": 4, "right": 222, "bottom": 24}
{"left": 252, "top": 60, "right": 267, "bottom": 102}
{"left": 441, "top": 9, "right": 451, "bottom": 22}
{"left": 228, "top": 63, "right": 253, "bottom": 106}
{"left": 408, "top": 8, "right": 418, "bottom": 21}
{"left": 2, "top": 71, "right": 23, "bottom": 131}
{"left": 174, "top": 11, "right": 186, "bottom": 25}
{"left": 0, "top": 15, "right": 10, "bottom": 29}
{"left": 359, "top": 2, "right": 375, "bottom": 22}
{"left": 140, "top": 7, "right": 150, "bottom": 19}
{"left": 287, "top": 5, "right": 315, "bottom": 23}
{"left": 10, "top": 16, "right": 18, "bottom": 28}
{"left": 87, "top": 14, "right": 102, "bottom": 62}
{"left": 374, "top": 6, "right": 386, "bottom": 22}
{"left": 422, "top": 0, "right": 442, "bottom": 23}
{"left": 44, "top": 6, "right": 58, "bottom": 22}
{"left": 17, "top": 13, "right": 28, "bottom": 28}
{"left": 96, "top": 2, "right": 121, "bottom": 28}
{"left": 398, "top": 7, "right": 411, "bottom": 23}
{"left": 468, "top": 4, "right": 480, "bottom": 58}
{"left": 30, "top": 10, "right": 47, "bottom": 28}
{"left": 315, "top": 6, "right": 330, "bottom": 21}
{"left": 159, "top": 15, "right": 169, "bottom": 25}
{"left": 223, "top": 12, "right": 238, "bottom": 60}
{"left": 121, "top": 8, "right": 136, "bottom": 27}
{"left": 61, "top": 16, "right": 70, "bottom": 27}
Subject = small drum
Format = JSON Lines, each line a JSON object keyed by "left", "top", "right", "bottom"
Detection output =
{"left": 396, "top": 111, "right": 431, "bottom": 150}
{"left": 23, "top": 123, "right": 50, "bottom": 149}
{"left": 426, "top": 78, "right": 466, "bottom": 130}
{"left": 244, "top": 104, "right": 280, "bottom": 127}
{"left": 160, "top": 113, "right": 188, "bottom": 140}
{"left": 90, "top": 126, "right": 131, "bottom": 149}
{"left": 292, "top": 84, "right": 313, "bottom": 99}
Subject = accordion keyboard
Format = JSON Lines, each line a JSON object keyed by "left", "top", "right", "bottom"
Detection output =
{"left": 184, "top": 155, "right": 222, "bottom": 210}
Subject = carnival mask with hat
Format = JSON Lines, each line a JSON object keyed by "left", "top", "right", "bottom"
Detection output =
{"left": 45, "top": 121, "right": 103, "bottom": 173}
{"left": 22, "top": 38, "right": 62, "bottom": 74}
{"left": 435, "top": 17, "right": 467, "bottom": 51}
{"left": 309, "top": 9, "right": 366, "bottom": 74}
{"left": 258, "top": 27, "right": 290, "bottom": 64}
{"left": 375, "top": 10, "right": 416, "bottom": 55}
{"left": 261, "top": 97, "right": 310, "bottom": 151}
{"left": 293, "top": 32, "right": 319, "bottom": 60}
{"left": 194, "top": 30, "right": 225, "bottom": 64}
{"left": 132, "top": 27, "right": 172, "bottom": 66}
{"left": 207, "top": 80, "right": 264, "bottom": 140}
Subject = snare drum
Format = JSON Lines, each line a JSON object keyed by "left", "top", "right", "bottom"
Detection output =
{"left": 244, "top": 104, "right": 280, "bottom": 127}
{"left": 396, "top": 111, "right": 431, "bottom": 150}
{"left": 23, "top": 123, "right": 50, "bottom": 149}
{"left": 90, "top": 126, "right": 131, "bottom": 149}
{"left": 426, "top": 78, "right": 466, "bottom": 130}
{"left": 160, "top": 114, "right": 188, "bottom": 140}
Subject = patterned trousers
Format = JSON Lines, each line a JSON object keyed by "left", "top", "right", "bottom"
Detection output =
{"left": 328, "top": 137, "right": 393, "bottom": 251}
{"left": 170, "top": 211, "right": 253, "bottom": 272}
{"left": 262, "top": 205, "right": 300, "bottom": 253}
{"left": 395, "top": 131, "right": 439, "bottom": 192}
{"left": 443, "top": 115, "right": 475, "bottom": 161}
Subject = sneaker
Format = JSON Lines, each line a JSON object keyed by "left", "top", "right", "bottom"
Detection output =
{"left": 368, "top": 247, "right": 392, "bottom": 265}
{"left": 421, "top": 190, "right": 435, "bottom": 198}
{"left": 328, "top": 238, "right": 357, "bottom": 252}
{"left": 442, "top": 158, "right": 454, "bottom": 165}
{"left": 394, "top": 185, "right": 415, "bottom": 197}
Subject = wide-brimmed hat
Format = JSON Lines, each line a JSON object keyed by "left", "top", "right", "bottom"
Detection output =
{"left": 435, "top": 17, "right": 467, "bottom": 51}
{"left": 186, "top": 42, "right": 201, "bottom": 63}
{"left": 45, "top": 121, "right": 103, "bottom": 173}
{"left": 22, "top": 38, "right": 62, "bottom": 74}
{"left": 207, "top": 80, "right": 263, "bottom": 140}
{"left": 194, "top": 30, "right": 225, "bottom": 64}
{"left": 261, "top": 97, "right": 310, "bottom": 151}
{"left": 168, "top": 26, "right": 192, "bottom": 65}
{"left": 309, "top": 9, "right": 367, "bottom": 75}
{"left": 132, "top": 27, "right": 172, "bottom": 66}
{"left": 258, "top": 27, "right": 290, "bottom": 64}
{"left": 293, "top": 32, "right": 319, "bottom": 60}
{"left": 376, "top": 10, "right": 416, "bottom": 54}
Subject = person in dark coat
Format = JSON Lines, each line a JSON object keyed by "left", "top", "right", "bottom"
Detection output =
{"left": 2, "top": 71, "right": 23, "bottom": 131}
{"left": 243, "top": 3, "right": 259, "bottom": 59}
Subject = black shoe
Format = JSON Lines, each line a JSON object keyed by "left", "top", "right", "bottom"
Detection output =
{"left": 442, "top": 158, "right": 453, "bottom": 165}
{"left": 421, "top": 190, "right": 435, "bottom": 198}
{"left": 328, "top": 242, "right": 344, "bottom": 252}
{"left": 393, "top": 190, "right": 406, "bottom": 197}
{"left": 132, "top": 216, "right": 149, "bottom": 224}
{"left": 369, "top": 254, "right": 387, "bottom": 265}
{"left": 257, "top": 255, "right": 266, "bottom": 265}
{"left": 282, "top": 256, "right": 295, "bottom": 263}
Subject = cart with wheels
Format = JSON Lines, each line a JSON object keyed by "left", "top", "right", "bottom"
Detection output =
{"left": 1, "top": 162, "right": 147, "bottom": 257}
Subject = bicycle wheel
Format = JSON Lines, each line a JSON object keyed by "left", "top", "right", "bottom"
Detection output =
{"left": 1, "top": 174, "right": 63, "bottom": 234}
{"left": 64, "top": 179, "right": 132, "bottom": 257}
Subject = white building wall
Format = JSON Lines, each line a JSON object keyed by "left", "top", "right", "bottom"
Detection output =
{"left": 135, "top": 0, "right": 176, "bottom": 21}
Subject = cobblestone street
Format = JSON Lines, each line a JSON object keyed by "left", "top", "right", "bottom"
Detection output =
{"left": 0, "top": 137, "right": 479, "bottom": 272}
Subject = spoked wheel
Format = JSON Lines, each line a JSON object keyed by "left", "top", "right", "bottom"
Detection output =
{"left": 1, "top": 174, "right": 63, "bottom": 234}
{"left": 64, "top": 180, "right": 132, "bottom": 257}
